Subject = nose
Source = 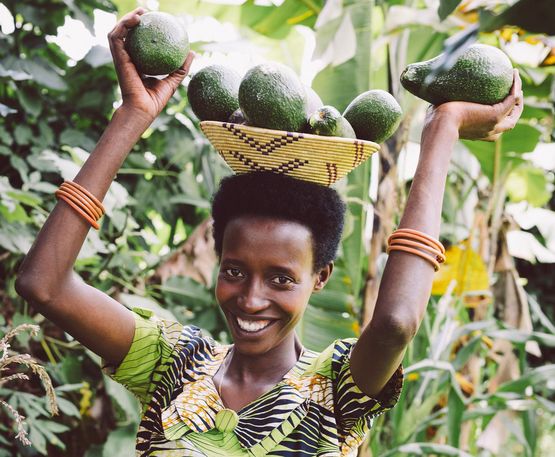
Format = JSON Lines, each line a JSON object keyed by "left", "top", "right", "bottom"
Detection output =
{"left": 237, "top": 279, "right": 271, "bottom": 314}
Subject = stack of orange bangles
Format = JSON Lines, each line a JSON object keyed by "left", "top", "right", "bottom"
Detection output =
{"left": 55, "top": 181, "right": 105, "bottom": 230}
{"left": 387, "top": 228, "right": 446, "bottom": 271}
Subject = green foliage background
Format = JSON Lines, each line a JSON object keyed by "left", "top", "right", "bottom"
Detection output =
{"left": 0, "top": 0, "right": 554, "bottom": 456}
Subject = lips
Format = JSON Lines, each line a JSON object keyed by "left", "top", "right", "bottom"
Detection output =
{"left": 230, "top": 314, "right": 278, "bottom": 337}
{"left": 236, "top": 316, "right": 271, "bottom": 332}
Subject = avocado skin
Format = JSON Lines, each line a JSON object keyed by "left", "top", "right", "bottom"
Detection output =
{"left": 239, "top": 63, "right": 307, "bottom": 132}
{"left": 400, "top": 44, "right": 513, "bottom": 105}
{"left": 188, "top": 65, "right": 241, "bottom": 122}
{"left": 308, "top": 106, "right": 356, "bottom": 138}
{"left": 125, "top": 12, "right": 189, "bottom": 76}
{"left": 343, "top": 90, "right": 402, "bottom": 143}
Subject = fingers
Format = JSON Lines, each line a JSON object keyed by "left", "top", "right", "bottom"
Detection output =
{"left": 108, "top": 8, "right": 146, "bottom": 94}
{"left": 108, "top": 7, "right": 145, "bottom": 42}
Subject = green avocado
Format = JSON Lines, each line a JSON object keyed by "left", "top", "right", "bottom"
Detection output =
{"left": 343, "top": 90, "right": 402, "bottom": 143}
{"left": 125, "top": 12, "right": 189, "bottom": 76}
{"left": 238, "top": 62, "right": 307, "bottom": 132}
{"left": 187, "top": 65, "right": 241, "bottom": 122}
{"left": 308, "top": 106, "right": 356, "bottom": 138}
{"left": 400, "top": 44, "right": 513, "bottom": 105}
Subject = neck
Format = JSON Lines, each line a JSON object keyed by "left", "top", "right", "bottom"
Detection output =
{"left": 227, "top": 333, "right": 303, "bottom": 384}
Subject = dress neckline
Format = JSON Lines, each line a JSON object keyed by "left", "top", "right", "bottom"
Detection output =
{"left": 210, "top": 343, "right": 308, "bottom": 413}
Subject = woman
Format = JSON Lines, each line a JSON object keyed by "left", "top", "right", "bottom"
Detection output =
{"left": 15, "top": 8, "right": 523, "bottom": 457}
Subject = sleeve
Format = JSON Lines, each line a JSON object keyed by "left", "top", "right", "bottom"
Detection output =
{"left": 102, "top": 307, "right": 184, "bottom": 407}
{"left": 331, "top": 338, "right": 404, "bottom": 447}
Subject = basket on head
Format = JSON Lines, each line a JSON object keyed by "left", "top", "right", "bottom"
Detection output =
{"left": 200, "top": 121, "right": 380, "bottom": 187}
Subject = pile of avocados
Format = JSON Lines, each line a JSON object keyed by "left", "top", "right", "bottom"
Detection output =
{"left": 187, "top": 62, "right": 403, "bottom": 144}
{"left": 125, "top": 12, "right": 514, "bottom": 145}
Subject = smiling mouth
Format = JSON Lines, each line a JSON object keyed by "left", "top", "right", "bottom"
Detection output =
{"left": 233, "top": 315, "right": 276, "bottom": 334}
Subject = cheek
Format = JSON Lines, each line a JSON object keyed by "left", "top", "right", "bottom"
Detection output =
{"left": 215, "top": 278, "right": 231, "bottom": 306}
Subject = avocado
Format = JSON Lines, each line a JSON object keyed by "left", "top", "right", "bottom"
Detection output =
{"left": 125, "top": 12, "right": 189, "bottom": 76}
{"left": 400, "top": 44, "right": 513, "bottom": 105}
{"left": 188, "top": 65, "right": 241, "bottom": 122}
{"left": 308, "top": 106, "right": 356, "bottom": 138}
{"left": 343, "top": 90, "right": 402, "bottom": 143}
{"left": 238, "top": 62, "right": 307, "bottom": 132}
{"left": 228, "top": 108, "right": 247, "bottom": 124}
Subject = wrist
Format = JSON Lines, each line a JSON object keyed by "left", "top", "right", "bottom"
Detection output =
{"left": 422, "top": 105, "right": 461, "bottom": 142}
{"left": 113, "top": 105, "right": 155, "bottom": 131}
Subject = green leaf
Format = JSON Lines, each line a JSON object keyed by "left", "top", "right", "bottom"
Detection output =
{"left": 313, "top": 1, "right": 373, "bottom": 111}
{"left": 447, "top": 385, "right": 464, "bottom": 447}
{"left": 56, "top": 397, "right": 80, "bottom": 418}
{"left": 506, "top": 165, "right": 552, "bottom": 207}
{"left": 309, "top": 288, "right": 356, "bottom": 313}
{"left": 118, "top": 293, "right": 178, "bottom": 321}
{"left": 438, "top": 0, "right": 463, "bottom": 21}
{"left": 24, "top": 58, "right": 68, "bottom": 91}
{"left": 497, "top": 364, "right": 555, "bottom": 394}
{"left": 103, "top": 375, "right": 140, "bottom": 422}
{"left": 17, "top": 87, "right": 42, "bottom": 117}
{"left": 298, "top": 304, "right": 358, "bottom": 352}
{"left": 479, "top": 0, "right": 555, "bottom": 35}
{"left": 28, "top": 426, "right": 48, "bottom": 455}
{"left": 462, "top": 124, "right": 541, "bottom": 180}
{"left": 14, "top": 125, "right": 33, "bottom": 145}
{"left": 158, "top": 276, "right": 214, "bottom": 306}
{"left": 385, "top": 443, "right": 474, "bottom": 456}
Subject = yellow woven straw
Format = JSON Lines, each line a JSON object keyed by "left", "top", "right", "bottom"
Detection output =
{"left": 200, "top": 121, "right": 380, "bottom": 186}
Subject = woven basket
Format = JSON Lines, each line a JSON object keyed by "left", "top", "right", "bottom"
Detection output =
{"left": 200, "top": 121, "right": 380, "bottom": 186}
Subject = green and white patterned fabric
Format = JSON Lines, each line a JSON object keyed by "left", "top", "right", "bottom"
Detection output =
{"left": 103, "top": 308, "right": 404, "bottom": 456}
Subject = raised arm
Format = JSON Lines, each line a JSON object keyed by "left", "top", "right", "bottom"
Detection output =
{"left": 350, "top": 71, "right": 523, "bottom": 397}
{"left": 15, "top": 8, "right": 194, "bottom": 365}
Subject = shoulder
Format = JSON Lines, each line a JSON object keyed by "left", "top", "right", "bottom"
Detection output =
{"left": 300, "top": 338, "right": 358, "bottom": 380}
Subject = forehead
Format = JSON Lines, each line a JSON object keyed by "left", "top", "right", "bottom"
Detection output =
{"left": 221, "top": 216, "right": 313, "bottom": 269}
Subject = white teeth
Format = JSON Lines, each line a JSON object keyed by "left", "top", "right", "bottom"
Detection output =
{"left": 236, "top": 317, "right": 271, "bottom": 333}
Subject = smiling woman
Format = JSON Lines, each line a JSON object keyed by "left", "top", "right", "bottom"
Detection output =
{"left": 14, "top": 7, "right": 524, "bottom": 457}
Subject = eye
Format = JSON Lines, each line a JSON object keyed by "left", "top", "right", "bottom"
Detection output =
{"left": 224, "top": 268, "right": 244, "bottom": 278}
{"left": 271, "top": 275, "right": 293, "bottom": 286}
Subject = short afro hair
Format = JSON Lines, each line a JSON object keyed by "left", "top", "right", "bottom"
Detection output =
{"left": 211, "top": 172, "right": 346, "bottom": 271}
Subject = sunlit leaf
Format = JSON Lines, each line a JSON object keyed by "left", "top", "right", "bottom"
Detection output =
{"left": 432, "top": 244, "right": 489, "bottom": 297}
{"left": 506, "top": 165, "right": 552, "bottom": 207}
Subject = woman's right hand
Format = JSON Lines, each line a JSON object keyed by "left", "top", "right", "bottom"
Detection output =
{"left": 108, "top": 8, "right": 195, "bottom": 121}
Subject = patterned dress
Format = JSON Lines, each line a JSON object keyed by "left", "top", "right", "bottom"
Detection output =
{"left": 103, "top": 307, "right": 404, "bottom": 456}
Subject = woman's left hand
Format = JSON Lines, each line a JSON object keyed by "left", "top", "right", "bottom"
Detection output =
{"left": 425, "top": 69, "right": 524, "bottom": 141}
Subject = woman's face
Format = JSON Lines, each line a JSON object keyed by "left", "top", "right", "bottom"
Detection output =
{"left": 215, "top": 216, "right": 331, "bottom": 356}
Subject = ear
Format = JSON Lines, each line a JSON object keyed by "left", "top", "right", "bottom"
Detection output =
{"left": 313, "top": 262, "right": 334, "bottom": 292}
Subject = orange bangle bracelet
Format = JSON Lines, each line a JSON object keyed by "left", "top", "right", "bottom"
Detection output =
{"left": 56, "top": 194, "right": 100, "bottom": 230}
{"left": 64, "top": 181, "right": 105, "bottom": 215}
{"left": 55, "top": 189, "right": 98, "bottom": 222}
{"left": 392, "top": 228, "right": 445, "bottom": 254}
{"left": 389, "top": 238, "right": 445, "bottom": 263}
{"left": 387, "top": 245, "right": 440, "bottom": 271}
{"left": 388, "top": 230, "right": 445, "bottom": 255}
{"left": 58, "top": 185, "right": 102, "bottom": 220}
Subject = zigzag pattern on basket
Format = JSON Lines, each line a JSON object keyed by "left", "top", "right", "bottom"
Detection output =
{"left": 230, "top": 151, "right": 309, "bottom": 174}
{"left": 199, "top": 121, "right": 380, "bottom": 186}
{"left": 224, "top": 123, "right": 303, "bottom": 156}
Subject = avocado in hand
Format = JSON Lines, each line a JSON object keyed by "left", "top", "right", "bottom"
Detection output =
{"left": 400, "top": 43, "right": 513, "bottom": 105}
